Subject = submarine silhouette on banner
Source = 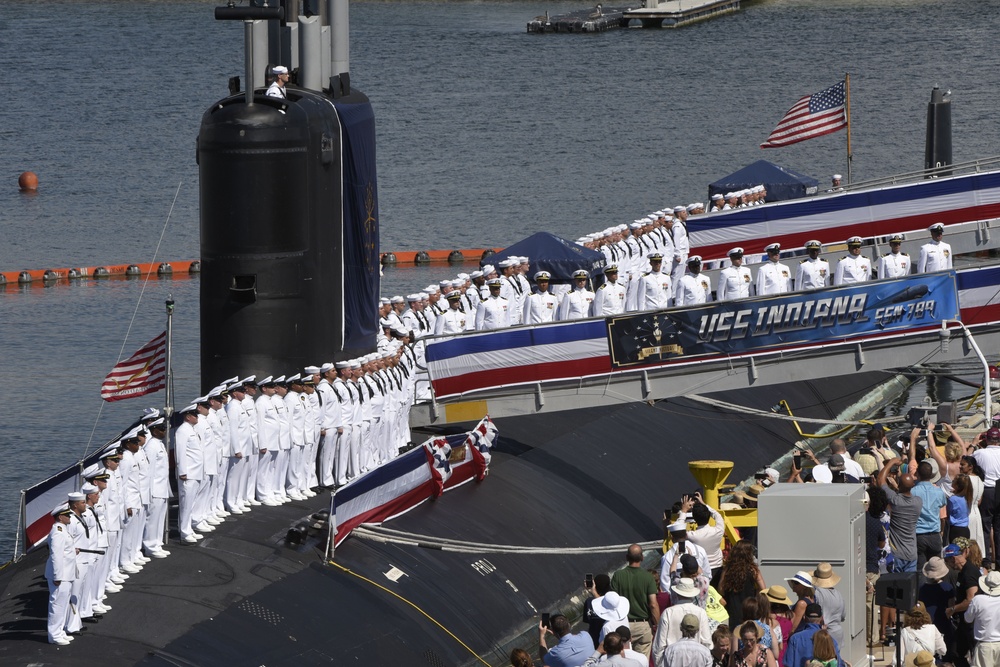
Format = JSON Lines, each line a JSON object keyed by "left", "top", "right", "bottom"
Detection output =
{"left": 198, "top": 0, "right": 379, "bottom": 389}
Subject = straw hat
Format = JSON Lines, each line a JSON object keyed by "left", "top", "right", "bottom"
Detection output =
{"left": 813, "top": 562, "right": 841, "bottom": 588}
{"left": 904, "top": 651, "right": 935, "bottom": 667}
{"left": 671, "top": 577, "right": 700, "bottom": 599}
{"left": 979, "top": 571, "right": 1000, "bottom": 597}
{"left": 764, "top": 585, "right": 793, "bottom": 607}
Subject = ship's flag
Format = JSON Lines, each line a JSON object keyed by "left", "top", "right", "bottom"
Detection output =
{"left": 100, "top": 331, "right": 167, "bottom": 402}
{"left": 760, "top": 80, "right": 847, "bottom": 148}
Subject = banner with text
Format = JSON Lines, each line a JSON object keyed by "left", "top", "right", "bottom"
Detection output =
{"left": 607, "top": 272, "right": 959, "bottom": 368}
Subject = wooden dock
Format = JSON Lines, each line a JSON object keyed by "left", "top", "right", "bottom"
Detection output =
{"left": 622, "top": 0, "right": 740, "bottom": 28}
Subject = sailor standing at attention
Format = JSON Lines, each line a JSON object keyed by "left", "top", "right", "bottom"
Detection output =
{"left": 556, "top": 270, "right": 595, "bottom": 320}
{"left": 876, "top": 234, "right": 911, "bottom": 279}
{"left": 637, "top": 253, "right": 672, "bottom": 310}
{"left": 717, "top": 247, "right": 753, "bottom": 301}
{"left": 756, "top": 243, "right": 791, "bottom": 295}
{"left": 917, "top": 223, "right": 953, "bottom": 273}
{"left": 592, "top": 265, "right": 628, "bottom": 316}
{"left": 795, "top": 240, "right": 830, "bottom": 290}
{"left": 833, "top": 236, "right": 872, "bottom": 285}
{"left": 475, "top": 278, "right": 510, "bottom": 330}
{"left": 175, "top": 404, "right": 204, "bottom": 544}
{"left": 142, "top": 418, "right": 172, "bottom": 558}
{"left": 709, "top": 194, "right": 725, "bottom": 212}
{"left": 675, "top": 256, "right": 712, "bottom": 306}
{"left": 46, "top": 503, "right": 77, "bottom": 645}
{"left": 266, "top": 65, "right": 289, "bottom": 98}
{"left": 521, "top": 271, "right": 559, "bottom": 324}
{"left": 435, "top": 291, "right": 468, "bottom": 334}
{"left": 669, "top": 206, "right": 691, "bottom": 284}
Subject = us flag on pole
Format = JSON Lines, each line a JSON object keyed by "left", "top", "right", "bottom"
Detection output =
{"left": 760, "top": 80, "right": 847, "bottom": 148}
{"left": 100, "top": 331, "right": 167, "bottom": 402}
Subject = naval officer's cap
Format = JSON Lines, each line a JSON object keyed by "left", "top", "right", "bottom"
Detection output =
{"left": 287, "top": 373, "right": 303, "bottom": 386}
{"left": 51, "top": 502, "right": 72, "bottom": 518}
{"left": 221, "top": 376, "right": 239, "bottom": 386}
{"left": 148, "top": 417, "right": 166, "bottom": 429}
{"left": 487, "top": 277, "right": 502, "bottom": 287}
{"left": 765, "top": 243, "right": 781, "bottom": 253}
{"left": 804, "top": 240, "right": 822, "bottom": 250}
{"left": 889, "top": 234, "right": 904, "bottom": 243}
{"left": 241, "top": 375, "right": 257, "bottom": 387}
{"left": 273, "top": 375, "right": 287, "bottom": 384}
{"left": 179, "top": 403, "right": 198, "bottom": 415}
{"left": 82, "top": 463, "right": 102, "bottom": 479}
{"left": 847, "top": 236, "right": 862, "bottom": 247}
{"left": 687, "top": 255, "right": 703, "bottom": 265}
{"left": 227, "top": 381, "right": 245, "bottom": 393}
{"left": 929, "top": 222, "right": 945, "bottom": 233}
{"left": 603, "top": 265, "right": 619, "bottom": 274}
{"left": 648, "top": 252, "right": 664, "bottom": 261}
{"left": 573, "top": 269, "right": 589, "bottom": 279}
{"left": 728, "top": 247, "right": 744, "bottom": 258}
{"left": 141, "top": 407, "right": 161, "bottom": 422}
{"left": 445, "top": 291, "right": 462, "bottom": 301}
{"left": 533, "top": 271, "right": 551, "bottom": 281}
{"left": 100, "top": 447, "right": 121, "bottom": 461}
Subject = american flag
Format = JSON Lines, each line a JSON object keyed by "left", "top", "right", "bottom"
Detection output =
{"left": 100, "top": 331, "right": 167, "bottom": 402}
{"left": 760, "top": 80, "right": 848, "bottom": 148}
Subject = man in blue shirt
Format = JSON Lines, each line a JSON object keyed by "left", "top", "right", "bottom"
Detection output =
{"left": 541, "top": 614, "right": 595, "bottom": 667}
{"left": 783, "top": 604, "right": 843, "bottom": 667}
{"left": 910, "top": 426, "right": 948, "bottom": 570}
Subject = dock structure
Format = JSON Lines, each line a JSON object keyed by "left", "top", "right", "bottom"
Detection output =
{"left": 623, "top": 0, "right": 740, "bottom": 28}
{"left": 527, "top": 6, "right": 631, "bottom": 33}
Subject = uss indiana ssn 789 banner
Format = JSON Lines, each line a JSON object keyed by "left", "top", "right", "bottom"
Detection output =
{"left": 606, "top": 272, "right": 960, "bottom": 368}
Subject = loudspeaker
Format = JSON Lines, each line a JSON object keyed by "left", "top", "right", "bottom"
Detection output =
{"left": 875, "top": 573, "right": 918, "bottom": 609}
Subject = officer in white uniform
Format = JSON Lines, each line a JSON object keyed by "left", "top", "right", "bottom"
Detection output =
{"left": 435, "top": 291, "right": 469, "bottom": 333}
{"left": 669, "top": 207, "right": 691, "bottom": 284}
{"left": 637, "top": 253, "right": 672, "bottom": 310}
{"left": 917, "top": 222, "right": 953, "bottom": 273}
{"left": 756, "top": 243, "right": 792, "bottom": 295}
{"left": 174, "top": 404, "right": 204, "bottom": 544}
{"left": 717, "top": 247, "right": 753, "bottom": 301}
{"left": 876, "top": 234, "right": 911, "bottom": 279}
{"left": 522, "top": 271, "right": 559, "bottom": 324}
{"left": 475, "top": 278, "right": 511, "bottom": 330}
{"left": 592, "top": 265, "right": 628, "bottom": 316}
{"left": 266, "top": 65, "right": 289, "bottom": 98}
{"left": 834, "top": 236, "right": 872, "bottom": 285}
{"left": 795, "top": 240, "right": 830, "bottom": 290}
{"left": 142, "top": 418, "right": 172, "bottom": 558}
{"left": 556, "top": 270, "right": 595, "bottom": 320}
{"left": 46, "top": 502, "right": 77, "bottom": 644}
{"left": 675, "top": 255, "right": 712, "bottom": 306}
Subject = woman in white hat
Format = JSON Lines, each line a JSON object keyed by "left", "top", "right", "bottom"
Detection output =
{"left": 783, "top": 570, "right": 815, "bottom": 633}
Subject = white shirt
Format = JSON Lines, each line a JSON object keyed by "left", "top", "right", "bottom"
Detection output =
{"left": 877, "top": 251, "right": 911, "bottom": 279}
{"left": 522, "top": 291, "right": 559, "bottom": 324}
{"left": 675, "top": 273, "right": 711, "bottom": 307}
{"left": 834, "top": 253, "right": 871, "bottom": 285}
{"left": 966, "top": 594, "right": 1000, "bottom": 641}
{"left": 266, "top": 81, "right": 286, "bottom": 99}
{"left": 973, "top": 446, "right": 1000, "bottom": 487}
{"left": 593, "top": 280, "right": 628, "bottom": 316}
{"left": 475, "top": 295, "right": 510, "bottom": 330}
{"left": 795, "top": 257, "right": 830, "bottom": 290}
{"left": 918, "top": 240, "right": 953, "bottom": 273}
{"left": 638, "top": 271, "right": 673, "bottom": 310}
{"left": 557, "top": 288, "right": 595, "bottom": 320}
{"left": 756, "top": 261, "right": 791, "bottom": 295}
{"left": 658, "top": 541, "right": 711, "bottom": 591}
{"left": 435, "top": 307, "right": 468, "bottom": 334}
{"left": 716, "top": 265, "right": 752, "bottom": 301}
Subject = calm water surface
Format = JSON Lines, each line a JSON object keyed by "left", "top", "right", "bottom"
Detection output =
{"left": 1, "top": 0, "right": 997, "bottom": 556}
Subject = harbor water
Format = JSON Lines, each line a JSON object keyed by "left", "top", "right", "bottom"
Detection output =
{"left": 1, "top": 0, "right": 998, "bottom": 557}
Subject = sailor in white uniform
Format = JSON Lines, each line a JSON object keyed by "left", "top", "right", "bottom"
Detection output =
{"left": 795, "top": 240, "right": 830, "bottom": 290}
{"left": 435, "top": 291, "right": 468, "bottom": 333}
{"left": 142, "top": 418, "right": 172, "bottom": 558}
{"left": 717, "top": 247, "right": 753, "bottom": 301}
{"left": 174, "top": 404, "right": 204, "bottom": 544}
{"left": 637, "top": 253, "right": 672, "bottom": 310}
{"left": 591, "top": 265, "right": 628, "bottom": 316}
{"left": 46, "top": 503, "right": 77, "bottom": 644}
{"left": 475, "top": 278, "right": 510, "bottom": 330}
{"left": 756, "top": 243, "right": 792, "bottom": 295}
{"left": 556, "top": 270, "right": 595, "bottom": 320}
{"left": 833, "top": 236, "right": 872, "bottom": 285}
{"left": 917, "top": 222, "right": 953, "bottom": 273}
{"left": 675, "top": 256, "right": 712, "bottom": 306}
{"left": 709, "top": 193, "right": 725, "bottom": 213}
{"left": 669, "top": 207, "right": 691, "bottom": 284}
{"left": 876, "top": 234, "right": 911, "bottom": 279}
{"left": 266, "top": 65, "right": 289, "bottom": 99}
{"left": 521, "top": 271, "right": 559, "bottom": 324}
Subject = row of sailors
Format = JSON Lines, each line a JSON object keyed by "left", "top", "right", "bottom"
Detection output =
{"left": 404, "top": 223, "right": 956, "bottom": 331}
{"left": 174, "top": 343, "right": 418, "bottom": 543}
{"left": 44, "top": 342, "right": 420, "bottom": 645}
{"left": 44, "top": 414, "right": 173, "bottom": 644}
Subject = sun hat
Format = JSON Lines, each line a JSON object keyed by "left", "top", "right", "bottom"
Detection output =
{"left": 764, "top": 585, "right": 793, "bottom": 607}
{"left": 785, "top": 571, "right": 814, "bottom": 589}
{"left": 593, "top": 591, "right": 630, "bottom": 622}
{"left": 980, "top": 570, "right": 1000, "bottom": 596}
{"left": 904, "top": 651, "right": 935, "bottom": 667}
{"left": 922, "top": 556, "right": 948, "bottom": 582}
{"left": 671, "top": 577, "right": 700, "bottom": 599}
{"left": 813, "top": 562, "right": 841, "bottom": 588}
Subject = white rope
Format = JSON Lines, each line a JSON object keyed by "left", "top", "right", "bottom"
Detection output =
{"left": 353, "top": 525, "right": 661, "bottom": 555}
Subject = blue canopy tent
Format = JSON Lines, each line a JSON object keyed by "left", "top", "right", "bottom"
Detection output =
{"left": 708, "top": 159, "right": 820, "bottom": 203}
{"left": 493, "top": 232, "right": 607, "bottom": 285}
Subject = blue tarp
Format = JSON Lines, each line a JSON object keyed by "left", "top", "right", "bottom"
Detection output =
{"left": 708, "top": 159, "right": 820, "bottom": 202}
{"left": 493, "top": 232, "right": 607, "bottom": 284}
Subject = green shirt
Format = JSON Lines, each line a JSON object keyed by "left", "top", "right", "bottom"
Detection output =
{"left": 611, "top": 565, "right": 656, "bottom": 622}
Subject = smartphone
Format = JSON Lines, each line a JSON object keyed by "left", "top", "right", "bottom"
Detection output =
{"left": 793, "top": 452, "right": 802, "bottom": 469}
{"left": 585, "top": 573, "right": 594, "bottom": 589}
{"left": 541, "top": 612, "right": 550, "bottom": 628}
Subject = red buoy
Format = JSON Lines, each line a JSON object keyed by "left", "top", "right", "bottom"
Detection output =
{"left": 18, "top": 172, "right": 38, "bottom": 191}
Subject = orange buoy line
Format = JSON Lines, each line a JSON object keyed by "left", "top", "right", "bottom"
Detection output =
{"left": 1, "top": 261, "right": 200, "bottom": 285}
{"left": 1, "top": 248, "right": 495, "bottom": 286}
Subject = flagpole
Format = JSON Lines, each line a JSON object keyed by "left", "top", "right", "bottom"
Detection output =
{"left": 163, "top": 295, "right": 174, "bottom": 548}
{"left": 845, "top": 73, "right": 853, "bottom": 184}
